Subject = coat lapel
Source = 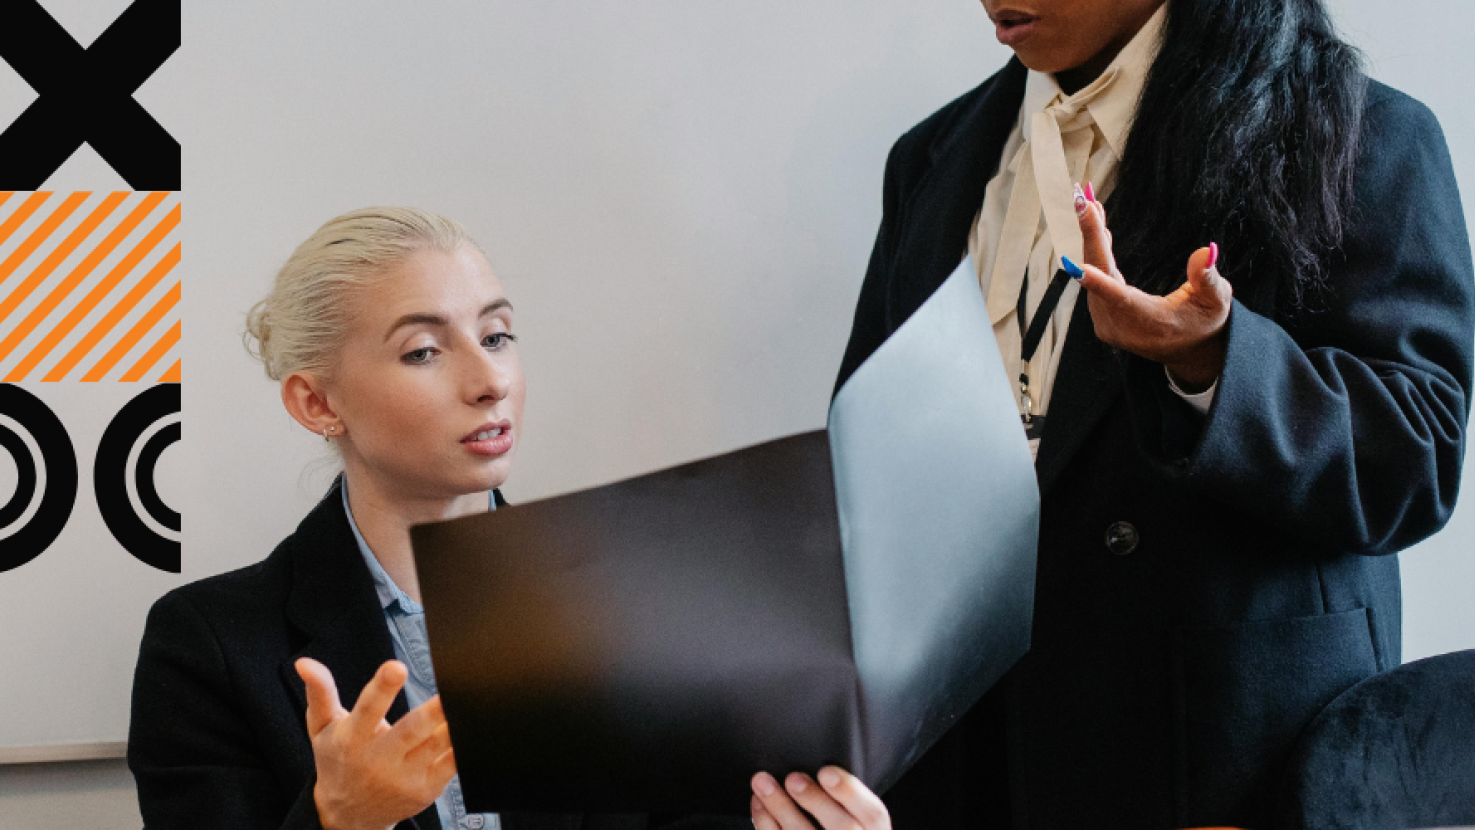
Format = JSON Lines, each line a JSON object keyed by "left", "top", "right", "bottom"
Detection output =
{"left": 1032, "top": 290, "right": 1122, "bottom": 497}
{"left": 277, "top": 480, "right": 438, "bottom": 830}
{"left": 886, "top": 59, "right": 1028, "bottom": 327}
{"left": 888, "top": 56, "right": 1124, "bottom": 500}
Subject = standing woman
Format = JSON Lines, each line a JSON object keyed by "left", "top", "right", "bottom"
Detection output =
{"left": 836, "top": 0, "right": 1475, "bottom": 828}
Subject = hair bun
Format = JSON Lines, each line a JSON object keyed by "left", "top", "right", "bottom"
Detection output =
{"left": 241, "top": 207, "right": 479, "bottom": 384}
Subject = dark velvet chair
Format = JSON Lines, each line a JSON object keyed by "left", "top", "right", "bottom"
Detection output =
{"left": 1278, "top": 648, "right": 1475, "bottom": 830}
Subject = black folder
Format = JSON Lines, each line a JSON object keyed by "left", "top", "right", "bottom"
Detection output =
{"left": 411, "top": 258, "right": 1039, "bottom": 813}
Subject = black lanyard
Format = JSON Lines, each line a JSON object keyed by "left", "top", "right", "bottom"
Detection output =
{"left": 1016, "top": 267, "right": 1072, "bottom": 440}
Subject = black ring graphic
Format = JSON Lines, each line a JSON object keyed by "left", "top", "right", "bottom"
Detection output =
{"left": 0, "top": 384, "right": 77, "bottom": 573}
{"left": 0, "top": 419, "right": 37, "bottom": 530}
{"left": 95, "top": 384, "right": 180, "bottom": 572}
{"left": 135, "top": 421, "right": 179, "bottom": 532}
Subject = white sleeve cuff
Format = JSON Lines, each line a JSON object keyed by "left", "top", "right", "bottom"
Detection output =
{"left": 1165, "top": 366, "right": 1218, "bottom": 415}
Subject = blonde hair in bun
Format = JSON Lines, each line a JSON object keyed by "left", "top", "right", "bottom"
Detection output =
{"left": 243, "top": 207, "right": 480, "bottom": 382}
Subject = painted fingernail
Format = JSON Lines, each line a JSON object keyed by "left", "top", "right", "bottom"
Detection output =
{"left": 818, "top": 768, "right": 842, "bottom": 788}
{"left": 1083, "top": 181, "right": 1095, "bottom": 203}
{"left": 1073, "top": 183, "right": 1088, "bottom": 217}
{"left": 1061, "top": 255, "right": 1084, "bottom": 279}
{"left": 1207, "top": 241, "right": 1219, "bottom": 269}
{"left": 787, "top": 773, "right": 809, "bottom": 793}
{"left": 752, "top": 773, "right": 776, "bottom": 796}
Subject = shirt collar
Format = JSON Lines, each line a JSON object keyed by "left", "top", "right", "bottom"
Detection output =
{"left": 1019, "top": 2, "right": 1166, "bottom": 157}
{"left": 340, "top": 477, "right": 495, "bottom": 615}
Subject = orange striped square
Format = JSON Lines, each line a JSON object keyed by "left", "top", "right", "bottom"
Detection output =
{"left": 0, "top": 192, "right": 181, "bottom": 383}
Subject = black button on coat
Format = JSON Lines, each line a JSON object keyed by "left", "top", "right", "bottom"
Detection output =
{"left": 1104, "top": 522, "right": 1138, "bottom": 556}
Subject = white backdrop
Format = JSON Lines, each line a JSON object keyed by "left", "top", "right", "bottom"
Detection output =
{"left": 0, "top": 0, "right": 1472, "bottom": 760}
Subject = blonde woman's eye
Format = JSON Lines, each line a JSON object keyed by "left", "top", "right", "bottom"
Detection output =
{"left": 483, "top": 333, "right": 517, "bottom": 350}
{"left": 402, "top": 347, "right": 435, "bottom": 365}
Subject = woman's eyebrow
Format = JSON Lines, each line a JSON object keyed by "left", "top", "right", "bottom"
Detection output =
{"left": 383, "top": 299, "right": 513, "bottom": 342}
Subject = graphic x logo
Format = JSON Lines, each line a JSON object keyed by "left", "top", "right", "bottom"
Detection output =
{"left": 0, "top": 0, "right": 180, "bottom": 190}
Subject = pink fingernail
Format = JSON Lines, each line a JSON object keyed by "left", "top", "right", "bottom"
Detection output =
{"left": 1208, "top": 242, "right": 1219, "bottom": 269}
{"left": 752, "top": 773, "right": 776, "bottom": 796}
{"left": 818, "top": 768, "right": 842, "bottom": 788}
{"left": 1083, "top": 181, "right": 1095, "bottom": 203}
{"left": 1073, "top": 184, "right": 1088, "bottom": 217}
{"left": 787, "top": 774, "right": 809, "bottom": 793}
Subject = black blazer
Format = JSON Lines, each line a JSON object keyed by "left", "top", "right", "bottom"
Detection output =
{"left": 838, "top": 59, "right": 1475, "bottom": 829}
{"left": 128, "top": 480, "right": 746, "bottom": 830}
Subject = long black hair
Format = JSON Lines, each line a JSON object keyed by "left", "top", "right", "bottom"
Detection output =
{"left": 1112, "top": 0, "right": 1366, "bottom": 310}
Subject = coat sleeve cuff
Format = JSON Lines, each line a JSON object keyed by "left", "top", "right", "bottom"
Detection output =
{"left": 283, "top": 775, "right": 326, "bottom": 830}
{"left": 1118, "top": 301, "right": 1244, "bottom": 471}
{"left": 1165, "top": 366, "right": 1218, "bottom": 414}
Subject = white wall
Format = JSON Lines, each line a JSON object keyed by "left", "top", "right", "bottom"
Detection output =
{"left": 3, "top": 0, "right": 1473, "bottom": 825}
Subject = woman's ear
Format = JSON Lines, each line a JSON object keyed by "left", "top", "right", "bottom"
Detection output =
{"left": 281, "top": 371, "right": 339, "bottom": 438}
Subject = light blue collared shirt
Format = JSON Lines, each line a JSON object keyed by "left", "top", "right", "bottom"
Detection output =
{"left": 342, "top": 481, "right": 500, "bottom": 830}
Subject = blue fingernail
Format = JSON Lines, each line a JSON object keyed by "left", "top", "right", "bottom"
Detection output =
{"left": 1061, "top": 256, "right": 1084, "bottom": 279}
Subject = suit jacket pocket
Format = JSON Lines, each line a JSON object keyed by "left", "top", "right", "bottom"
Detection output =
{"left": 1170, "top": 607, "right": 1379, "bottom": 829}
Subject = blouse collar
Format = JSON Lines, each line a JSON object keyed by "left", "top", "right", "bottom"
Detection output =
{"left": 340, "top": 476, "right": 494, "bottom": 614}
{"left": 1020, "top": 2, "right": 1167, "bottom": 159}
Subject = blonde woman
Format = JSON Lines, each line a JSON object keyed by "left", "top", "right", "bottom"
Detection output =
{"left": 127, "top": 208, "right": 887, "bottom": 830}
{"left": 127, "top": 207, "right": 532, "bottom": 830}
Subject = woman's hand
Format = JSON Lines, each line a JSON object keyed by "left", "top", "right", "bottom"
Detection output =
{"left": 296, "top": 657, "right": 457, "bottom": 830}
{"left": 750, "top": 767, "right": 891, "bottom": 830}
{"left": 1068, "top": 184, "right": 1232, "bottom": 392}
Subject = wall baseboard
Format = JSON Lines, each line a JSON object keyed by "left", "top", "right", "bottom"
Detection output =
{"left": 0, "top": 743, "right": 127, "bottom": 765}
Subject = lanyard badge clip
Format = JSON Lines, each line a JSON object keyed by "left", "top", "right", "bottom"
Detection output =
{"left": 1017, "top": 267, "right": 1072, "bottom": 442}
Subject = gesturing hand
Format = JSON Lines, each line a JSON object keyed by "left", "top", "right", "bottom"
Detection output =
{"left": 296, "top": 657, "right": 457, "bottom": 830}
{"left": 750, "top": 767, "right": 891, "bottom": 830}
{"left": 1067, "top": 183, "right": 1232, "bottom": 392}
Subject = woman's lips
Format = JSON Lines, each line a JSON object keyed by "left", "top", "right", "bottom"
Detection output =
{"left": 461, "top": 424, "right": 514, "bottom": 457}
{"left": 994, "top": 15, "right": 1039, "bottom": 47}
